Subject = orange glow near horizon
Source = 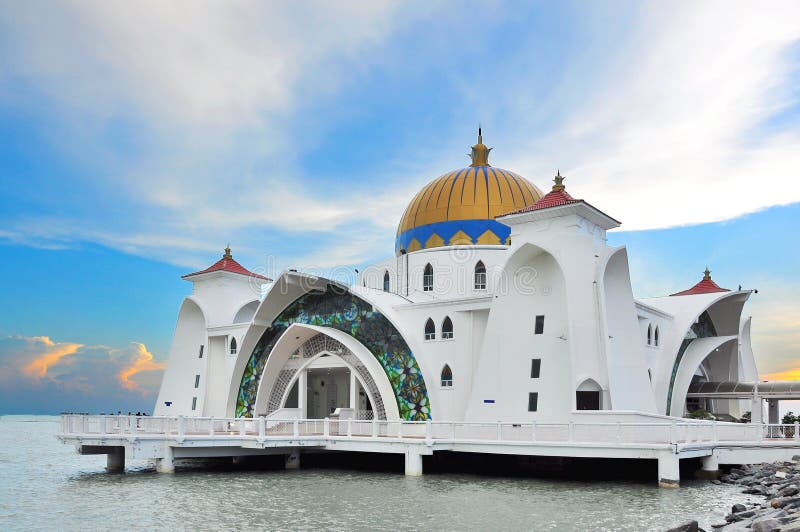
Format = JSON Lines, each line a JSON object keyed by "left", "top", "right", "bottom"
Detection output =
{"left": 119, "top": 343, "right": 165, "bottom": 392}
{"left": 761, "top": 368, "right": 800, "bottom": 381}
{"left": 22, "top": 336, "right": 83, "bottom": 378}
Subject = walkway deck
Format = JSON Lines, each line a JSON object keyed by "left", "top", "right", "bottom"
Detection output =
{"left": 58, "top": 414, "right": 800, "bottom": 487}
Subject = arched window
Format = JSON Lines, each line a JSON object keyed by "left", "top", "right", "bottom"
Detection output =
{"left": 654, "top": 326, "right": 660, "bottom": 347}
{"left": 441, "top": 364, "right": 453, "bottom": 387}
{"left": 383, "top": 270, "right": 390, "bottom": 292}
{"left": 424, "top": 318, "right": 436, "bottom": 341}
{"left": 647, "top": 324, "right": 652, "bottom": 345}
{"left": 442, "top": 316, "right": 454, "bottom": 339}
{"left": 230, "top": 337, "right": 237, "bottom": 355}
{"left": 423, "top": 263, "right": 433, "bottom": 292}
{"left": 474, "top": 261, "right": 486, "bottom": 290}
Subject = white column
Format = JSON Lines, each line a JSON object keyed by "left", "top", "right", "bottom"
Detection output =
{"left": 404, "top": 448, "right": 423, "bottom": 476}
{"left": 298, "top": 370, "right": 307, "bottom": 418}
{"left": 751, "top": 395, "right": 763, "bottom": 423}
{"left": 106, "top": 447, "right": 125, "bottom": 473}
{"left": 349, "top": 371, "right": 357, "bottom": 410}
{"left": 697, "top": 451, "right": 720, "bottom": 479}
{"left": 156, "top": 445, "right": 175, "bottom": 473}
{"left": 657, "top": 452, "right": 680, "bottom": 488}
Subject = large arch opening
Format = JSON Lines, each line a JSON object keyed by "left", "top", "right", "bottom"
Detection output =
{"left": 253, "top": 329, "right": 391, "bottom": 420}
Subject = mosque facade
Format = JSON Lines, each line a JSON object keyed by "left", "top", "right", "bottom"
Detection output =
{"left": 154, "top": 132, "right": 762, "bottom": 425}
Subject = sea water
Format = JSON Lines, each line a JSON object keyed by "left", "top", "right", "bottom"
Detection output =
{"left": 0, "top": 415, "right": 753, "bottom": 531}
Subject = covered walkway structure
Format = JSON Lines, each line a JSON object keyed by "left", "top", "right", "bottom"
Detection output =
{"left": 687, "top": 381, "right": 800, "bottom": 424}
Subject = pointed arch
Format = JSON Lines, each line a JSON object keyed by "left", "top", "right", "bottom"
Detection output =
{"left": 424, "top": 318, "right": 436, "bottom": 340}
{"left": 576, "top": 378, "right": 602, "bottom": 410}
{"left": 230, "top": 336, "right": 238, "bottom": 355}
{"left": 423, "top": 263, "right": 433, "bottom": 291}
{"left": 647, "top": 324, "right": 652, "bottom": 345}
{"left": 441, "top": 364, "right": 453, "bottom": 387}
{"left": 383, "top": 270, "right": 390, "bottom": 292}
{"left": 474, "top": 260, "right": 487, "bottom": 290}
{"left": 442, "top": 316, "right": 454, "bottom": 339}
{"left": 654, "top": 326, "right": 660, "bottom": 347}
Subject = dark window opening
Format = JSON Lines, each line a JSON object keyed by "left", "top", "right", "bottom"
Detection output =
{"left": 442, "top": 316, "right": 453, "bottom": 339}
{"left": 530, "top": 359, "right": 541, "bottom": 378}
{"left": 191, "top": 397, "right": 197, "bottom": 411}
{"left": 198, "top": 345, "right": 204, "bottom": 358}
{"left": 194, "top": 374, "right": 200, "bottom": 388}
{"left": 534, "top": 315, "right": 545, "bottom": 335}
{"left": 441, "top": 364, "right": 453, "bottom": 387}
{"left": 423, "top": 263, "right": 433, "bottom": 292}
{"left": 230, "top": 337, "right": 237, "bottom": 355}
{"left": 528, "top": 392, "right": 538, "bottom": 412}
{"left": 474, "top": 261, "right": 487, "bottom": 290}
{"left": 383, "top": 271, "right": 390, "bottom": 292}
{"left": 424, "top": 318, "right": 436, "bottom": 341}
{"left": 576, "top": 391, "right": 600, "bottom": 410}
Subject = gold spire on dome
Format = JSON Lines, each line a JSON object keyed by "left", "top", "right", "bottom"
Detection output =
{"left": 552, "top": 170, "right": 565, "bottom": 192}
{"left": 703, "top": 267, "right": 712, "bottom": 281}
{"left": 469, "top": 127, "right": 492, "bottom": 167}
{"left": 223, "top": 244, "right": 232, "bottom": 259}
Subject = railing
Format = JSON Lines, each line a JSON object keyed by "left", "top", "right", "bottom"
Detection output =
{"left": 59, "top": 415, "right": 800, "bottom": 446}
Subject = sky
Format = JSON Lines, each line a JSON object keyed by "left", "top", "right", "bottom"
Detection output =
{"left": 0, "top": 1, "right": 799, "bottom": 414}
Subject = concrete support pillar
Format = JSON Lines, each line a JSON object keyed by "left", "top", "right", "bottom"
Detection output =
{"left": 106, "top": 447, "right": 125, "bottom": 473}
{"left": 404, "top": 448, "right": 423, "bottom": 476}
{"left": 768, "top": 399, "right": 780, "bottom": 424}
{"left": 298, "top": 370, "right": 307, "bottom": 418}
{"left": 156, "top": 445, "right": 175, "bottom": 473}
{"left": 696, "top": 452, "right": 720, "bottom": 480}
{"left": 657, "top": 452, "right": 680, "bottom": 488}
{"left": 285, "top": 449, "right": 300, "bottom": 470}
{"left": 751, "top": 396, "right": 763, "bottom": 423}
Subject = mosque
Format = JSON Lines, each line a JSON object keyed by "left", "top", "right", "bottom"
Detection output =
{"left": 154, "top": 131, "right": 768, "bottom": 426}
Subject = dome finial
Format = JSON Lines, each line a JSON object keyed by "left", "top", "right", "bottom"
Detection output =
{"left": 470, "top": 127, "right": 492, "bottom": 167}
{"left": 703, "top": 267, "right": 711, "bottom": 281}
{"left": 224, "top": 244, "right": 232, "bottom": 259}
{"left": 552, "top": 169, "right": 565, "bottom": 191}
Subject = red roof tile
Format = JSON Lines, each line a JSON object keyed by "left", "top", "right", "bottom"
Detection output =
{"left": 182, "top": 247, "right": 271, "bottom": 281}
{"left": 503, "top": 187, "right": 581, "bottom": 215}
{"left": 670, "top": 269, "right": 729, "bottom": 296}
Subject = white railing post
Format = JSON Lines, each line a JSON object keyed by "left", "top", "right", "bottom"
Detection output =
{"left": 531, "top": 421, "right": 537, "bottom": 442}
{"left": 794, "top": 422, "right": 799, "bottom": 440}
{"left": 258, "top": 416, "right": 266, "bottom": 441}
{"left": 568, "top": 422, "right": 574, "bottom": 442}
{"left": 293, "top": 420, "right": 300, "bottom": 438}
{"left": 372, "top": 419, "right": 378, "bottom": 438}
{"left": 451, "top": 422, "right": 456, "bottom": 441}
{"left": 323, "top": 417, "right": 330, "bottom": 438}
{"left": 759, "top": 423, "right": 765, "bottom": 442}
{"left": 398, "top": 421, "right": 403, "bottom": 440}
{"left": 129, "top": 415, "right": 137, "bottom": 435}
{"left": 209, "top": 417, "right": 215, "bottom": 436}
{"left": 497, "top": 422, "right": 502, "bottom": 441}
{"left": 669, "top": 422, "right": 677, "bottom": 444}
{"left": 616, "top": 422, "right": 622, "bottom": 443}
{"left": 239, "top": 418, "right": 246, "bottom": 437}
{"left": 712, "top": 422, "right": 718, "bottom": 443}
{"left": 425, "top": 420, "right": 432, "bottom": 444}
{"left": 346, "top": 419, "right": 352, "bottom": 437}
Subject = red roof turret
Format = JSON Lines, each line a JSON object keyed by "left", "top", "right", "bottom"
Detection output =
{"left": 670, "top": 268, "right": 729, "bottom": 296}
{"left": 182, "top": 246, "right": 271, "bottom": 281}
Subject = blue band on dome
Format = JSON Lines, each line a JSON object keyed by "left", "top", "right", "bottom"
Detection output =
{"left": 395, "top": 219, "right": 511, "bottom": 253}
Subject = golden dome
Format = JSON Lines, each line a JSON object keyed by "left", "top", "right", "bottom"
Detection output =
{"left": 395, "top": 130, "right": 543, "bottom": 255}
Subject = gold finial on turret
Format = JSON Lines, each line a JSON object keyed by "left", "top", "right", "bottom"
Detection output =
{"left": 552, "top": 170, "right": 565, "bottom": 192}
{"left": 703, "top": 267, "right": 711, "bottom": 281}
{"left": 223, "top": 244, "right": 232, "bottom": 259}
{"left": 469, "top": 127, "right": 492, "bottom": 167}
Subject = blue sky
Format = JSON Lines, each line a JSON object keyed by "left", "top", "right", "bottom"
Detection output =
{"left": 0, "top": 1, "right": 799, "bottom": 414}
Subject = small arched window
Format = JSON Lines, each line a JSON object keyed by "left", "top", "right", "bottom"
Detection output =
{"left": 423, "top": 263, "right": 433, "bottom": 292}
{"left": 383, "top": 270, "right": 390, "bottom": 292}
{"left": 441, "top": 364, "right": 453, "bottom": 387}
{"left": 654, "top": 326, "right": 660, "bottom": 347}
{"left": 230, "top": 337, "right": 237, "bottom": 355}
{"left": 424, "top": 318, "right": 436, "bottom": 341}
{"left": 474, "top": 261, "right": 487, "bottom": 290}
{"left": 647, "top": 324, "right": 652, "bottom": 345}
{"left": 442, "top": 316, "right": 454, "bottom": 339}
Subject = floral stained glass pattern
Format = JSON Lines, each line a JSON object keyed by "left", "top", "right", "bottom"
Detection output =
{"left": 236, "top": 285, "right": 431, "bottom": 420}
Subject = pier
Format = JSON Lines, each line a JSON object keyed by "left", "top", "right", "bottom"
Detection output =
{"left": 59, "top": 414, "right": 800, "bottom": 487}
